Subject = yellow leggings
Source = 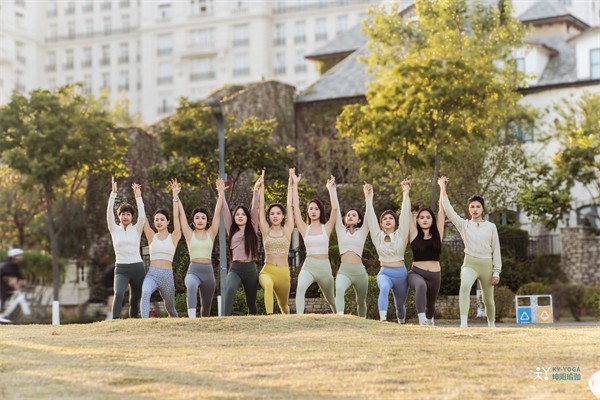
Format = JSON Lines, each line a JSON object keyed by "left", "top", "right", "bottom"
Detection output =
{"left": 259, "top": 263, "right": 291, "bottom": 314}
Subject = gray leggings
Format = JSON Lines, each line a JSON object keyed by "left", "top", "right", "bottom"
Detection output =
{"left": 223, "top": 261, "right": 258, "bottom": 316}
{"left": 408, "top": 266, "right": 441, "bottom": 319}
{"left": 141, "top": 267, "right": 179, "bottom": 318}
{"left": 185, "top": 262, "right": 216, "bottom": 317}
{"left": 113, "top": 262, "right": 146, "bottom": 318}
{"left": 335, "top": 262, "right": 368, "bottom": 317}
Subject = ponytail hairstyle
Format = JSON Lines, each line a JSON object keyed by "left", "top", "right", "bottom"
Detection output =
{"left": 228, "top": 205, "right": 258, "bottom": 260}
{"left": 412, "top": 208, "right": 442, "bottom": 254}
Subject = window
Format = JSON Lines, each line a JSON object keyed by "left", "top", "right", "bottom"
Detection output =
{"left": 65, "top": 1, "right": 75, "bottom": 15}
{"left": 274, "top": 23, "right": 285, "bottom": 46}
{"left": 274, "top": 52, "right": 286, "bottom": 75}
{"left": 158, "top": 62, "right": 173, "bottom": 84}
{"left": 65, "top": 76, "right": 74, "bottom": 85}
{"left": 102, "top": 0, "right": 112, "bottom": 11}
{"left": 296, "top": 0, "right": 308, "bottom": 11}
{"left": 48, "top": 24, "right": 58, "bottom": 40}
{"left": 508, "top": 120, "right": 534, "bottom": 143}
{"left": 68, "top": 21, "right": 76, "bottom": 39}
{"left": 15, "top": 11, "right": 24, "bottom": 28}
{"left": 83, "top": 75, "right": 92, "bottom": 94}
{"left": 233, "top": 24, "right": 250, "bottom": 47}
{"left": 158, "top": 3, "right": 172, "bottom": 20}
{"left": 104, "top": 17, "right": 112, "bottom": 35}
{"left": 64, "top": 49, "right": 74, "bottom": 70}
{"left": 85, "top": 20, "right": 94, "bottom": 37}
{"left": 47, "top": 0, "right": 57, "bottom": 16}
{"left": 191, "top": 28, "right": 214, "bottom": 46}
{"left": 190, "top": 57, "right": 215, "bottom": 80}
{"left": 294, "top": 21, "right": 306, "bottom": 44}
{"left": 48, "top": 78, "right": 56, "bottom": 89}
{"left": 515, "top": 57, "right": 525, "bottom": 74}
{"left": 157, "top": 34, "right": 173, "bottom": 55}
{"left": 315, "top": 18, "right": 327, "bottom": 41}
{"left": 120, "top": 0, "right": 131, "bottom": 8}
{"left": 101, "top": 45, "right": 111, "bottom": 65}
{"left": 233, "top": 53, "right": 249, "bottom": 76}
{"left": 577, "top": 204, "right": 600, "bottom": 228}
{"left": 295, "top": 50, "right": 307, "bottom": 73}
{"left": 336, "top": 15, "right": 348, "bottom": 36}
{"left": 122, "top": 15, "right": 130, "bottom": 32}
{"left": 14, "top": 71, "right": 24, "bottom": 92}
{"left": 83, "top": 0, "right": 93, "bottom": 12}
{"left": 591, "top": 48, "right": 600, "bottom": 79}
{"left": 82, "top": 47, "right": 92, "bottom": 68}
{"left": 46, "top": 51, "right": 56, "bottom": 71}
{"left": 15, "top": 41, "right": 25, "bottom": 64}
{"left": 101, "top": 72, "right": 111, "bottom": 90}
{"left": 158, "top": 93, "right": 173, "bottom": 114}
{"left": 118, "top": 71, "right": 129, "bottom": 91}
{"left": 119, "top": 43, "right": 129, "bottom": 64}
{"left": 191, "top": 0, "right": 214, "bottom": 15}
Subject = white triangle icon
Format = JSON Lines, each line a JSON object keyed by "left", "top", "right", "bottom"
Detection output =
{"left": 520, "top": 312, "right": 530, "bottom": 321}
{"left": 540, "top": 311, "right": 550, "bottom": 320}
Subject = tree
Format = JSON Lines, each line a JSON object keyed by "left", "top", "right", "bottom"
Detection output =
{"left": 519, "top": 92, "right": 600, "bottom": 229}
{"left": 337, "top": 0, "right": 529, "bottom": 209}
{"left": 152, "top": 98, "right": 295, "bottom": 206}
{"left": 0, "top": 86, "right": 128, "bottom": 319}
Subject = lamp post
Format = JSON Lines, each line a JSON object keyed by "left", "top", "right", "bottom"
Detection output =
{"left": 209, "top": 101, "right": 227, "bottom": 316}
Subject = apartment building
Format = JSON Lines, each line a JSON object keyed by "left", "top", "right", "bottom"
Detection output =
{"left": 0, "top": 0, "right": 378, "bottom": 123}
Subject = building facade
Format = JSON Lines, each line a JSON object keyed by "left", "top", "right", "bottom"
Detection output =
{"left": 0, "top": 0, "right": 378, "bottom": 123}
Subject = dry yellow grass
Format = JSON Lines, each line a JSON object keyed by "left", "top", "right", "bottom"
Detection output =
{"left": 0, "top": 315, "right": 599, "bottom": 399}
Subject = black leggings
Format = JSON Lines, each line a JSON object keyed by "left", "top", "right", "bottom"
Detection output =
{"left": 408, "top": 266, "right": 441, "bottom": 319}
{"left": 223, "top": 261, "right": 258, "bottom": 316}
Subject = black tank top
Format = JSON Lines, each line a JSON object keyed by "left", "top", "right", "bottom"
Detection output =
{"left": 411, "top": 235, "right": 441, "bottom": 262}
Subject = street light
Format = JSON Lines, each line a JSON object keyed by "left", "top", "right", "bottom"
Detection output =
{"left": 208, "top": 101, "right": 227, "bottom": 316}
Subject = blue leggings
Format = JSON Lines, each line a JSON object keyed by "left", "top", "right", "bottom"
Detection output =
{"left": 377, "top": 266, "right": 408, "bottom": 319}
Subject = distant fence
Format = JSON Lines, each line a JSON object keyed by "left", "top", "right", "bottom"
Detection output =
{"left": 443, "top": 235, "right": 561, "bottom": 258}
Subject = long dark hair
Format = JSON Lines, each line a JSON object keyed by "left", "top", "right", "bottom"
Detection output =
{"left": 412, "top": 208, "right": 442, "bottom": 254}
{"left": 228, "top": 205, "right": 258, "bottom": 260}
{"left": 189, "top": 207, "right": 211, "bottom": 229}
{"left": 267, "top": 203, "right": 286, "bottom": 227}
{"left": 305, "top": 198, "right": 327, "bottom": 225}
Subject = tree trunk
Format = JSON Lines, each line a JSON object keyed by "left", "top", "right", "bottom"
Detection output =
{"left": 44, "top": 185, "right": 60, "bottom": 302}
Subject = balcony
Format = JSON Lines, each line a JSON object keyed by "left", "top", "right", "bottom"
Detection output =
{"left": 45, "top": 64, "right": 56, "bottom": 72}
{"left": 118, "top": 56, "right": 129, "bottom": 64}
{"left": 157, "top": 48, "right": 173, "bottom": 56}
{"left": 47, "top": 9, "right": 57, "bottom": 17}
{"left": 100, "top": 58, "right": 111, "bottom": 66}
{"left": 233, "top": 67, "right": 250, "bottom": 77}
{"left": 294, "top": 36, "right": 306, "bottom": 44}
{"left": 233, "top": 38, "right": 250, "bottom": 47}
{"left": 295, "top": 65, "right": 307, "bottom": 73}
{"left": 65, "top": 6, "right": 75, "bottom": 15}
{"left": 315, "top": 32, "right": 328, "bottom": 41}
{"left": 16, "top": 55, "right": 26, "bottom": 64}
{"left": 63, "top": 62, "right": 74, "bottom": 70}
{"left": 157, "top": 76, "right": 173, "bottom": 85}
{"left": 81, "top": 60, "right": 92, "bottom": 68}
{"left": 190, "top": 71, "right": 216, "bottom": 81}
{"left": 273, "top": 38, "right": 285, "bottom": 46}
{"left": 83, "top": 4, "right": 93, "bottom": 12}
{"left": 119, "top": 0, "right": 130, "bottom": 8}
{"left": 118, "top": 84, "right": 129, "bottom": 91}
{"left": 101, "top": 2, "right": 112, "bottom": 11}
{"left": 274, "top": 66, "right": 286, "bottom": 75}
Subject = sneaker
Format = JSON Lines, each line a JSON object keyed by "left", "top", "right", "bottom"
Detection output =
{"left": 0, "top": 316, "right": 12, "bottom": 323}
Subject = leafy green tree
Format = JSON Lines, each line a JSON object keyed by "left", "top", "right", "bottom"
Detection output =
{"left": 152, "top": 98, "right": 295, "bottom": 206}
{"left": 519, "top": 92, "right": 600, "bottom": 229}
{"left": 0, "top": 86, "right": 128, "bottom": 309}
{"left": 337, "top": 0, "right": 529, "bottom": 209}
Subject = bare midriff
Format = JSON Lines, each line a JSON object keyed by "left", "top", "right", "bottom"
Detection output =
{"left": 191, "top": 257, "right": 211, "bottom": 264}
{"left": 381, "top": 261, "right": 405, "bottom": 268}
{"left": 149, "top": 260, "right": 173, "bottom": 269}
{"left": 265, "top": 254, "right": 289, "bottom": 267}
{"left": 341, "top": 252, "right": 362, "bottom": 264}
{"left": 412, "top": 260, "right": 441, "bottom": 272}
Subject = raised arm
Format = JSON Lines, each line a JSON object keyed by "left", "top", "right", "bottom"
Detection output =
{"left": 170, "top": 179, "right": 182, "bottom": 245}
{"left": 143, "top": 219, "right": 155, "bottom": 244}
{"left": 132, "top": 183, "right": 146, "bottom": 234}
{"left": 258, "top": 171, "right": 269, "bottom": 236}
{"left": 283, "top": 168, "right": 295, "bottom": 239}
{"left": 107, "top": 176, "right": 118, "bottom": 232}
{"left": 438, "top": 176, "right": 463, "bottom": 232}
{"left": 324, "top": 175, "right": 338, "bottom": 236}
{"left": 334, "top": 180, "right": 345, "bottom": 240}
{"left": 397, "top": 179, "right": 411, "bottom": 241}
{"left": 178, "top": 195, "right": 192, "bottom": 242}
{"left": 291, "top": 168, "right": 308, "bottom": 237}
{"left": 221, "top": 188, "right": 232, "bottom": 236}
{"left": 363, "top": 183, "right": 382, "bottom": 242}
{"left": 208, "top": 178, "right": 225, "bottom": 239}
{"left": 437, "top": 190, "right": 446, "bottom": 240}
{"left": 250, "top": 173, "right": 262, "bottom": 233}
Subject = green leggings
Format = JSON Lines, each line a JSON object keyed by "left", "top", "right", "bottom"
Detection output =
{"left": 459, "top": 255, "right": 495, "bottom": 322}
{"left": 295, "top": 257, "right": 336, "bottom": 314}
{"left": 335, "top": 262, "right": 368, "bottom": 318}
{"left": 112, "top": 262, "right": 146, "bottom": 318}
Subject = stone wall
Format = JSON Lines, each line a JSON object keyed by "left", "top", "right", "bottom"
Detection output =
{"left": 560, "top": 227, "right": 600, "bottom": 286}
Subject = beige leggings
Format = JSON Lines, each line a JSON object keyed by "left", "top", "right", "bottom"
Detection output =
{"left": 459, "top": 255, "right": 495, "bottom": 322}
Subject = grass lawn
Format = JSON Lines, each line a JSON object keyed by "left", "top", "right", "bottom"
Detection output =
{"left": 1, "top": 315, "right": 599, "bottom": 399}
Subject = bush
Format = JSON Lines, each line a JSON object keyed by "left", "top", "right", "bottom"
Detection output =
{"left": 438, "top": 248, "right": 464, "bottom": 296}
{"left": 583, "top": 285, "right": 600, "bottom": 318}
{"left": 549, "top": 283, "right": 586, "bottom": 321}
{"left": 494, "top": 286, "right": 515, "bottom": 322}
{"left": 497, "top": 225, "right": 529, "bottom": 260}
{"left": 517, "top": 282, "right": 549, "bottom": 296}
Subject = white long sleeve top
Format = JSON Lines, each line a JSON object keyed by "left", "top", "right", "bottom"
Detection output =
{"left": 335, "top": 207, "right": 369, "bottom": 257}
{"left": 364, "top": 193, "right": 410, "bottom": 264}
{"left": 442, "top": 194, "right": 502, "bottom": 276}
{"left": 107, "top": 193, "right": 146, "bottom": 264}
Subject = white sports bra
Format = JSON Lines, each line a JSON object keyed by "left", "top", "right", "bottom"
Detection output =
{"left": 304, "top": 224, "right": 329, "bottom": 256}
{"left": 149, "top": 234, "right": 176, "bottom": 261}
